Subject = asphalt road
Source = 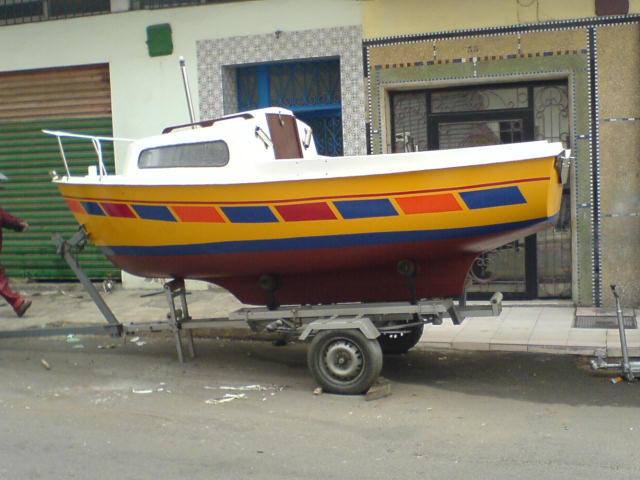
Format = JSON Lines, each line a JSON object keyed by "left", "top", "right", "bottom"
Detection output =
{"left": 1, "top": 334, "right": 639, "bottom": 480}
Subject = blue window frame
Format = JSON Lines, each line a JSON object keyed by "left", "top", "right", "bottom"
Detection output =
{"left": 236, "top": 59, "right": 342, "bottom": 156}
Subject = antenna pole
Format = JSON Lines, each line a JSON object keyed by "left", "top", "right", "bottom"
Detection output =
{"left": 179, "top": 56, "right": 196, "bottom": 126}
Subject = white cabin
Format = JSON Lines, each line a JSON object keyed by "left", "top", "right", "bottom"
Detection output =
{"left": 48, "top": 107, "right": 566, "bottom": 187}
{"left": 124, "top": 107, "right": 319, "bottom": 177}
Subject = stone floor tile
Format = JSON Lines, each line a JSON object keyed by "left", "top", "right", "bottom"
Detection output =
{"left": 450, "top": 340, "right": 491, "bottom": 351}
{"left": 527, "top": 344, "right": 569, "bottom": 354}
{"left": 489, "top": 342, "right": 529, "bottom": 352}
{"left": 567, "top": 328, "right": 607, "bottom": 346}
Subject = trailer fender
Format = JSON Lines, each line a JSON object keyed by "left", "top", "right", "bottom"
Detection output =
{"left": 299, "top": 317, "right": 380, "bottom": 341}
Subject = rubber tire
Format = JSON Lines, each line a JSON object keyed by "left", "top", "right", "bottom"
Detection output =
{"left": 307, "top": 329, "right": 383, "bottom": 395}
{"left": 378, "top": 325, "right": 424, "bottom": 355}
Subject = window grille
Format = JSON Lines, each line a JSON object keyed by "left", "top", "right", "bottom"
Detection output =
{"left": 0, "top": 0, "right": 241, "bottom": 25}
{"left": 390, "top": 81, "right": 571, "bottom": 299}
{"left": 0, "top": 0, "right": 109, "bottom": 24}
{"left": 132, "top": 0, "right": 218, "bottom": 9}
{"left": 236, "top": 60, "right": 343, "bottom": 156}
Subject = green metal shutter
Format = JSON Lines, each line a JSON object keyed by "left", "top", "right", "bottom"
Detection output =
{"left": 0, "top": 64, "right": 119, "bottom": 280}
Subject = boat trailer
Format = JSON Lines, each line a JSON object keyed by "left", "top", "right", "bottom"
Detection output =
{"left": 0, "top": 229, "right": 504, "bottom": 394}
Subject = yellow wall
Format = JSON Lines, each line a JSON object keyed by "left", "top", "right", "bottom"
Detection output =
{"left": 362, "top": 2, "right": 640, "bottom": 306}
{"left": 363, "top": 0, "right": 640, "bottom": 38}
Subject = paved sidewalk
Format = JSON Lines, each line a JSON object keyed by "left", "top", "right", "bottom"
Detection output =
{"left": 0, "top": 282, "right": 638, "bottom": 358}
{"left": 420, "top": 303, "right": 640, "bottom": 357}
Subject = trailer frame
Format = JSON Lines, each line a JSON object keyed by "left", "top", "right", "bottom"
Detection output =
{"left": 0, "top": 229, "right": 504, "bottom": 394}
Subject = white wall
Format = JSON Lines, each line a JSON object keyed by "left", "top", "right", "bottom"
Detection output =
{"left": 1, "top": 0, "right": 361, "bottom": 169}
{"left": 1, "top": 0, "right": 361, "bottom": 289}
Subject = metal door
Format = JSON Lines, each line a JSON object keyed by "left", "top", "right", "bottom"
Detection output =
{"left": 0, "top": 64, "right": 119, "bottom": 280}
{"left": 391, "top": 82, "right": 571, "bottom": 299}
{"left": 236, "top": 59, "right": 342, "bottom": 156}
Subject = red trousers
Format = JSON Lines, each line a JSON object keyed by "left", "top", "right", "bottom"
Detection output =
{"left": 0, "top": 266, "right": 25, "bottom": 312}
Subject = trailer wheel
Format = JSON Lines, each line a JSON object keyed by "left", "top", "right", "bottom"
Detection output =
{"left": 307, "top": 329, "right": 383, "bottom": 395}
{"left": 378, "top": 325, "right": 424, "bottom": 355}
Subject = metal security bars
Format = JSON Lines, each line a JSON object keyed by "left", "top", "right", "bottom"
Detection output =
{"left": 0, "top": 0, "right": 241, "bottom": 25}
{"left": 0, "top": 63, "right": 118, "bottom": 280}
{"left": 131, "top": 0, "right": 227, "bottom": 8}
{"left": 0, "top": 0, "right": 109, "bottom": 24}
{"left": 390, "top": 80, "right": 572, "bottom": 300}
{"left": 237, "top": 60, "right": 343, "bottom": 156}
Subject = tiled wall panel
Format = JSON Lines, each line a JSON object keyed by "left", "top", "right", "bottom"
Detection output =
{"left": 197, "top": 26, "right": 366, "bottom": 156}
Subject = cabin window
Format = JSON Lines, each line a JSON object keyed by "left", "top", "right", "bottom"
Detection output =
{"left": 138, "top": 141, "right": 229, "bottom": 168}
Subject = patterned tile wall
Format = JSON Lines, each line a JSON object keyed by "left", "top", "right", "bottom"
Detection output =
{"left": 197, "top": 25, "right": 366, "bottom": 156}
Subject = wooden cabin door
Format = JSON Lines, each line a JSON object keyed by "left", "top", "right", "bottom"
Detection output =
{"left": 267, "top": 113, "right": 303, "bottom": 159}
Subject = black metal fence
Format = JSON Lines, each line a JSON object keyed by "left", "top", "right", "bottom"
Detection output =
{"left": 0, "top": 0, "right": 236, "bottom": 25}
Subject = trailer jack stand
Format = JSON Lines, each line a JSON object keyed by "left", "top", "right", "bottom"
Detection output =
{"left": 164, "top": 278, "right": 196, "bottom": 363}
{"left": 0, "top": 229, "right": 122, "bottom": 340}
{"left": 57, "top": 229, "right": 196, "bottom": 362}
{"left": 52, "top": 228, "right": 120, "bottom": 330}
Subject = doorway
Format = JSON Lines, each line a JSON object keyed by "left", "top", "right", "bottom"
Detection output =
{"left": 236, "top": 59, "right": 342, "bottom": 156}
{"left": 390, "top": 81, "right": 571, "bottom": 299}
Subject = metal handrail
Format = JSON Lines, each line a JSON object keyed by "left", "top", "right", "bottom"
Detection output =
{"left": 42, "top": 129, "right": 134, "bottom": 179}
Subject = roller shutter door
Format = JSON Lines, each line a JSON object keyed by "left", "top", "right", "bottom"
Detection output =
{"left": 0, "top": 63, "right": 118, "bottom": 280}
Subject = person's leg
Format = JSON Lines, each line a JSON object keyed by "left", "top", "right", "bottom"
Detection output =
{"left": 0, "top": 267, "right": 30, "bottom": 316}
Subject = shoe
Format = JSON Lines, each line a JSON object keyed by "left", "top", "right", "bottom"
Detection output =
{"left": 15, "top": 300, "right": 32, "bottom": 318}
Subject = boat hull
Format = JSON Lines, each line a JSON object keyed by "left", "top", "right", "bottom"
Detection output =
{"left": 55, "top": 154, "right": 563, "bottom": 305}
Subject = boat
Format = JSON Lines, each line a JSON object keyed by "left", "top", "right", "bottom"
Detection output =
{"left": 47, "top": 107, "right": 570, "bottom": 307}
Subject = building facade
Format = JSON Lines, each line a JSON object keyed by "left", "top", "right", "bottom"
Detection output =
{"left": 1, "top": 0, "right": 639, "bottom": 307}
{"left": 362, "top": 0, "right": 640, "bottom": 307}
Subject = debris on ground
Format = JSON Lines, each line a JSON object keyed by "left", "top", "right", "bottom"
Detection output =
{"left": 365, "top": 377, "right": 392, "bottom": 401}
{"left": 59, "top": 290, "right": 84, "bottom": 299}
{"left": 131, "top": 382, "right": 170, "bottom": 394}
{"left": 40, "top": 359, "right": 51, "bottom": 370}
{"left": 102, "top": 277, "right": 114, "bottom": 294}
{"left": 65, "top": 335, "right": 85, "bottom": 349}
{"left": 205, "top": 393, "right": 246, "bottom": 405}
{"left": 220, "top": 384, "right": 285, "bottom": 392}
{"left": 132, "top": 388, "right": 154, "bottom": 394}
{"left": 204, "top": 384, "right": 285, "bottom": 392}
{"left": 202, "top": 384, "right": 286, "bottom": 404}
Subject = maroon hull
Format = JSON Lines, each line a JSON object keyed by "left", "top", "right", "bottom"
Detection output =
{"left": 106, "top": 225, "right": 550, "bottom": 305}
{"left": 211, "top": 254, "right": 476, "bottom": 305}
{"left": 112, "top": 248, "right": 475, "bottom": 305}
